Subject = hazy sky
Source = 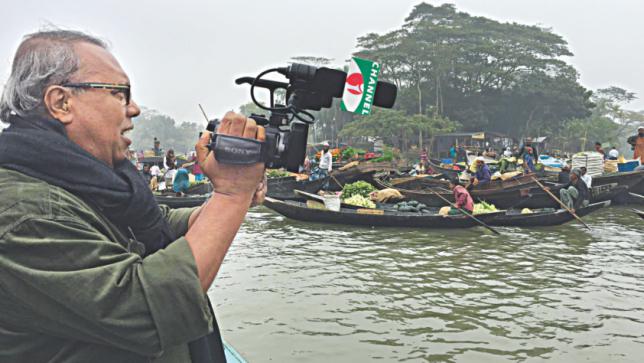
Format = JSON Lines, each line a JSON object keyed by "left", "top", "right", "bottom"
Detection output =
{"left": 2, "top": 0, "right": 643, "bottom": 125}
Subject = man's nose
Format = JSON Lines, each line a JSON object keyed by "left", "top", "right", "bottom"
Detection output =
{"left": 127, "top": 99, "right": 141, "bottom": 118}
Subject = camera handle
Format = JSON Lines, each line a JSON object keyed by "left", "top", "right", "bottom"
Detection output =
{"left": 209, "top": 134, "right": 266, "bottom": 165}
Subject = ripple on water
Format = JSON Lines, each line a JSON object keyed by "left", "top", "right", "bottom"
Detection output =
{"left": 211, "top": 206, "right": 644, "bottom": 362}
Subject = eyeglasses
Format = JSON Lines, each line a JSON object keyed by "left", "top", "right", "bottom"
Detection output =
{"left": 62, "top": 82, "right": 131, "bottom": 106}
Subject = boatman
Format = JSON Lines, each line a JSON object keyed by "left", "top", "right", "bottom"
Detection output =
{"left": 0, "top": 29, "right": 266, "bottom": 362}
{"left": 319, "top": 141, "right": 333, "bottom": 175}
{"left": 447, "top": 178, "right": 474, "bottom": 215}
{"left": 472, "top": 156, "right": 491, "bottom": 187}
{"left": 560, "top": 168, "right": 590, "bottom": 212}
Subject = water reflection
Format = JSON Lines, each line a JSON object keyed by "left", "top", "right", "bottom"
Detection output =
{"left": 210, "top": 207, "right": 644, "bottom": 362}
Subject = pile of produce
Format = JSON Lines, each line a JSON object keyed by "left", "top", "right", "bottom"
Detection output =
{"left": 370, "top": 147, "right": 394, "bottom": 162}
{"left": 393, "top": 200, "right": 429, "bottom": 213}
{"left": 266, "top": 169, "right": 291, "bottom": 179}
{"left": 341, "top": 147, "right": 366, "bottom": 160}
{"left": 473, "top": 201, "right": 498, "bottom": 214}
{"left": 343, "top": 194, "right": 376, "bottom": 208}
{"left": 340, "top": 181, "right": 376, "bottom": 199}
{"left": 341, "top": 181, "right": 377, "bottom": 209}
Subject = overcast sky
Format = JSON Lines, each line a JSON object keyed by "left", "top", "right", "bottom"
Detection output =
{"left": 2, "top": 0, "right": 643, "bottom": 125}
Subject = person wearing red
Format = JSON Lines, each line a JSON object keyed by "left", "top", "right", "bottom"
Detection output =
{"left": 447, "top": 178, "right": 473, "bottom": 215}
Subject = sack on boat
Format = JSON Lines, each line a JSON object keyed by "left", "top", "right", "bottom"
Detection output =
{"left": 439, "top": 206, "right": 451, "bottom": 216}
{"left": 521, "top": 208, "right": 533, "bottom": 214}
{"left": 369, "top": 188, "right": 404, "bottom": 203}
{"left": 604, "top": 160, "right": 618, "bottom": 173}
{"left": 339, "top": 160, "right": 360, "bottom": 171}
{"left": 500, "top": 171, "right": 522, "bottom": 181}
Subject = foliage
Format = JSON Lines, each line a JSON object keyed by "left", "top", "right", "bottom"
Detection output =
{"left": 341, "top": 181, "right": 376, "bottom": 200}
{"left": 266, "top": 169, "right": 291, "bottom": 179}
{"left": 352, "top": 3, "right": 592, "bottom": 138}
{"left": 339, "top": 108, "right": 457, "bottom": 150}
{"left": 130, "top": 107, "right": 203, "bottom": 155}
{"left": 238, "top": 102, "right": 266, "bottom": 117}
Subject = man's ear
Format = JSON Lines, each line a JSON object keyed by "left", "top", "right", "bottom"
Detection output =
{"left": 43, "top": 86, "right": 73, "bottom": 124}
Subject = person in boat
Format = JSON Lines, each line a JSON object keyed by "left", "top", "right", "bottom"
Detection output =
{"left": 447, "top": 177, "right": 474, "bottom": 215}
{"left": 517, "top": 137, "right": 539, "bottom": 160}
{"left": 164, "top": 148, "right": 176, "bottom": 170}
{"left": 141, "top": 163, "right": 153, "bottom": 184}
{"left": 0, "top": 29, "right": 266, "bottom": 362}
{"left": 419, "top": 147, "right": 429, "bottom": 171}
{"left": 594, "top": 142, "right": 606, "bottom": 159}
{"left": 560, "top": 168, "right": 590, "bottom": 212}
{"left": 498, "top": 147, "right": 517, "bottom": 174}
{"left": 153, "top": 137, "right": 163, "bottom": 156}
{"left": 449, "top": 143, "right": 457, "bottom": 162}
{"left": 472, "top": 156, "right": 491, "bottom": 187}
{"left": 580, "top": 166, "right": 592, "bottom": 188}
{"left": 456, "top": 145, "right": 468, "bottom": 164}
{"left": 558, "top": 165, "right": 571, "bottom": 184}
{"left": 173, "top": 167, "right": 191, "bottom": 196}
{"left": 607, "top": 146, "right": 619, "bottom": 160}
{"left": 522, "top": 146, "right": 536, "bottom": 174}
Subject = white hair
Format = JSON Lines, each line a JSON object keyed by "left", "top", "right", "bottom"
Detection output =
{"left": 0, "top": 29, "right": 107, "bottom": 122}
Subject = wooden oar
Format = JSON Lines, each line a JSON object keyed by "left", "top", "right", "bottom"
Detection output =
{"left": 628, "top": 192, "right": 644, "bottom": 203}
{"left": 530, "top": 176, "right": 590, "bottom": 230}
{"left": 429, "top": 189, "right": 502, "bottom": 235}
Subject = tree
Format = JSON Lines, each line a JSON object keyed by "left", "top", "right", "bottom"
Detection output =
{"left": 353, "top": 3, "right": 592, "bottom": 138}
{"left": 130, "top": 107, "right": 204, "bottom": 155}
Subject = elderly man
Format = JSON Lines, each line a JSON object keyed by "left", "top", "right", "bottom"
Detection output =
{"left": 559, "top": 168, "right": 590, "bottom": 212}
{"left": 0, "top": 30, "right": 265, "bottom": 362}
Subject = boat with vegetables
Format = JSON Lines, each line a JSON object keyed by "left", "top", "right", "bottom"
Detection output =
{"left": 263, "top": 197, "right": 504, "bottom": 229}
{"left": 373, "top": 173, "right": 541, "bottom": 209}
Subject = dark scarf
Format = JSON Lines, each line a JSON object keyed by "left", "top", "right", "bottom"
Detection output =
{"left": 0, "top": 115, "right": 226, "bottom": 362}
{"left": 0, "top": 115, "right": 173, "bottom": 255}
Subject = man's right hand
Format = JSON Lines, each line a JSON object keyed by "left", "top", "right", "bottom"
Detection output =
{"left": 195, "top": 112, "right": 265, "bottom": 199}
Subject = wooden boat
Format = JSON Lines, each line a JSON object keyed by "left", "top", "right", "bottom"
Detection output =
{"left": 513, "top": 183, "right": 628, "bottom": 209}
{"left": 263, "top": 197, "right": 503, "bottom": 229}
{"left": 329, "top": 161, "right": 396, "bottom": 190}
{"left": 155, "top": 194, "right": 209, "bottom": 208}
{"left": 634, "top": 209, "right": 644, "bottom": 220}
{"left": 374, "top": 174, "right": 540, "bottom": 209}
{"left": 427, "top": 159, "right": 464, "bottom": 179}
{"left": 593, "top": 170, "right": 644, "bottom": 190}
{"left": 489, "top": 201, "right": 610, "bottom": 227}
{"left": 267, "top": 176, "right": 328, "bottom": 200}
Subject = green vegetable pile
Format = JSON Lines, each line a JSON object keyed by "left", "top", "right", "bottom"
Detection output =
{"left": 473, "top": 201, "right": 498, "bottom": 214}
{"left": 393, "top": 200, "right": 429, "bottom": 213}
{"left": 341, "top": 147, "right": 365, "bottom": 160}
{"left": 340, "top": 181, "right": 376, "bottom": 200}
{"left": 266, "top": 169, "right": 291, "bottom": 179}
{"left": 370, "top": 147, "right": 394, "bottom": 162}
{"left": 343, "top": 194, "right": 376, "bottom": 208}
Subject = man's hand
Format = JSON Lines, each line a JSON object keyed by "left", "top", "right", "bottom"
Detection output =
{"left": 195, "top": 112, "right": 265, "bottom": 200}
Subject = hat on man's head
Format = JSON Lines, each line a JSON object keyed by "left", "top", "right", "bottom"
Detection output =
{"left": 638, "top": 126, "right": 644, "bottom": 131}
{"left": 475, "top": 156, "right": 485, "bottom": 162}
{"left": 322, "top": 142, "right": 330, "bottom": 147}
{"left": 571, "top": 168, "right": 582, "bottom": 177}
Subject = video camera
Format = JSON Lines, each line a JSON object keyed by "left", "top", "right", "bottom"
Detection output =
{"left": 206, "top": 63, "right": 397, "bottom": 172}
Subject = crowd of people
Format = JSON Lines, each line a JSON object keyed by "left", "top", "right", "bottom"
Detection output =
{"left": 435, "top": 128, "right": 644, "bottom": 215}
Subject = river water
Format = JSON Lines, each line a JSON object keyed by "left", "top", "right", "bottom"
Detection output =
{"left": 209, "top": 205, "right": 644, "bottom": 363}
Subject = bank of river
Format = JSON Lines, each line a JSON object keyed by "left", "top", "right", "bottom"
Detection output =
{"left": 209, "top": 206, "right": 644, "bottom": 363}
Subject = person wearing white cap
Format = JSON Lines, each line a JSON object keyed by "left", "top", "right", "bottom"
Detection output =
{"left": 472, "top": 156, "right": 491, "bottom": 186}
{"left": 319, "top": 141, "right": 333, "bottom": 174}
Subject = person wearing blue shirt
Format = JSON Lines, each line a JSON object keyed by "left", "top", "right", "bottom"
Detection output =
{"left": 473, "top": 157, "right": 491, "bottom": 186}
{"left": 523, "top": 146, "right": 536, "bottom": 173}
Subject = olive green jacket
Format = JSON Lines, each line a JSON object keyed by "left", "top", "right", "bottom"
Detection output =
{"left": 0, "top": 168, "right": 213, "bottom": 362}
